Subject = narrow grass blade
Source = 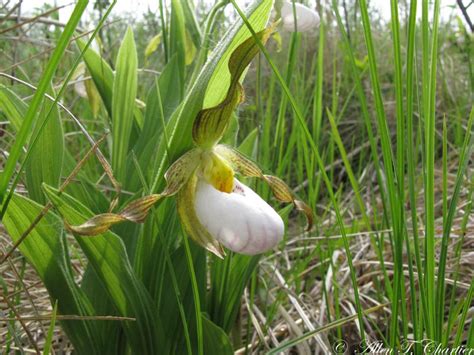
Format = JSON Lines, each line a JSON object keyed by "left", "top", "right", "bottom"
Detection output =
{"left": 42, "top": 301, "right": 57, "bottom": 355}
{"left": 437, "top": 107, "right": 474, "bottom": 338}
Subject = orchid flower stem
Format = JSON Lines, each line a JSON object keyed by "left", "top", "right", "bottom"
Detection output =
{"left": 182, "top": 234, "right": 204, "bottom": 355}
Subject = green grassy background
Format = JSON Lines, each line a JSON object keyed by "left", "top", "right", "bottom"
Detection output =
{"left": 0, "top": 0, "right": 473, "bottom": 353}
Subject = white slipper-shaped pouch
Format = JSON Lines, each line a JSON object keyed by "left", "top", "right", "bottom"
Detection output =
{"left": 194, "top": 178, "right": 285, "bottom": 255}
{"left": 280, "top": 1, "right": 320, "bottom": 32}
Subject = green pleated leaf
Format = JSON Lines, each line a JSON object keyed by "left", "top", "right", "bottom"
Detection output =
{"left": 77, "top": 39, "right": 114, "bottom": 116}
{"left": 181, "top": 0, "right": 202, "bottom": 50}
{"left": 0, "top": 85, "right": 65, "bottom": 205}
{"left": 145, "top": 33, "right": 162, "bottom": 59}
{"left": 157, "top": 244, "right": 207, "bottom": 354}
{"left": 0, "top": 85, "right": 26, "bottom": 132}
{"left": 133, "top": 55, "right": 184, "bottom": 188}
{"left": 112, "top": 27, "right": 138, "bottom": 183}
{"left": 25, "top": 86, "right": 64, "bottom": 204}
{"left": 43, "top": 184, "right": 165, "bottom": 354}
{"left": 3, "top": 194, "right": 102, "bottom": 354}
{"left": 202, "top": 315, "right": 233, "bottom": 355}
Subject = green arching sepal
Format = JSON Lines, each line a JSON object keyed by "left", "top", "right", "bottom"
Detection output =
{"left": 192, "top": 28, "right": 273, "bottom": 148}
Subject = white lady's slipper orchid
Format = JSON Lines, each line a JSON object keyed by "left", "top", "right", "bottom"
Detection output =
{"left": 194, "top": 178, "right": 284, "bottom": 255}
{"left": 279, "top": 1, "right": 320, "bottom": 32}
{"left": 65, "top": 29, "right": 312, "bottom": 258}
{"left": 173, "top": 146, "right": 312, "bottom": 258}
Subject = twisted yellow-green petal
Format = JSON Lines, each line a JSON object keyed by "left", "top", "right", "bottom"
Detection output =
{"left": 163, "top": 148, "right": 201, "bottom": 196}
{"left": 67, "top": 194, "right": 162, "bottom": 236}
{"left": 66, "top": 149, "right": 201, "bottom": 236}
{"left": 262, "top": 175, "right": 314, "bottom": 231}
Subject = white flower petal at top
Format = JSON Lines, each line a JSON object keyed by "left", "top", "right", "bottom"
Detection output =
{"left": 280, "top": 1, "right": 320, "bottom": 32}
{"left": 194, "top": 178, "right": 285, "bottom": 255}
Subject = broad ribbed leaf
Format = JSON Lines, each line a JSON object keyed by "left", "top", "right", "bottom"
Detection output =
{"left": 181, "top": 0, "right": 202, "bottom": 50}
{"left": 112, "top": 27, "right": 138, "bottom": 183}
{"left": 43, "top": 184, "right": 165, "bottom": 354}
{"left": 25, "top": 86, "right": 64, "bottom": 204}
{"left": 202, "top": 315, "right": 233, "bottom": 354}
{"left": 3, "top": 194, "right": 102, "bottom": 354}
{"left": 134, "top": 56, "right": 185, "bottom": 188}
{"left": 170, "top": 0, "right": 187, "bottom": 84}
{"left": 157, "top": 244, "right": 207, "bottom": 354}
{"left": 0, "top": 85, "right": 26, "bottom": 132}
{"left": 203, "top": 1, "right": 273, "bottom": 109}
{"left": 77, "top": 39, "right": 114, "bottom": 116}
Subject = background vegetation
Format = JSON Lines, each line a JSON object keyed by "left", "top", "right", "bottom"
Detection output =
{"left": 0, "top": 0, "right": 473, "bottom": 353}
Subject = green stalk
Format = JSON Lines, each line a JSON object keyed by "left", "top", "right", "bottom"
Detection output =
{"left": 312, "top": 10, "right": 324, "bottom": 143}
{"left": 159, "top": 0, "right": 169, "bottom": 63}
{"left": 421, "top": 0, "right": 435, "bottom": 339}
{"left": 405, "top": 0, "right": 429, "bottom": 343}
{"left": 436, "top": 107, "right": 474, "bottom": 340}
{"left": 453, "top": 277, "right": 474, "bottom": 347}
{"left": 332, "top": 0, "right": 393, "bottom": 301}
{"left": 390, "top": 0, "right": 409, "bottom": 340}
{"left": 275, "top": 31, "right": 300, "bottom": 172}
{"left": 183, "top": 237, "right": 203, "bottom": 355}
{"left": 445, "top": 182, "right": 473, "bottom": 345}
{"left": 230, "top": 0, "right": 367, "bottom": 343}
{"left": 358, "top": 0, "right": 406, "bottom": 344}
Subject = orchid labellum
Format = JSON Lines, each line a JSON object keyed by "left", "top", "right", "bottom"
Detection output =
{"left": 65, "top": 28, "right": 312, "bottom": 258}
{"left": 275, "top": 0, "right": 320, "bottom": 32}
